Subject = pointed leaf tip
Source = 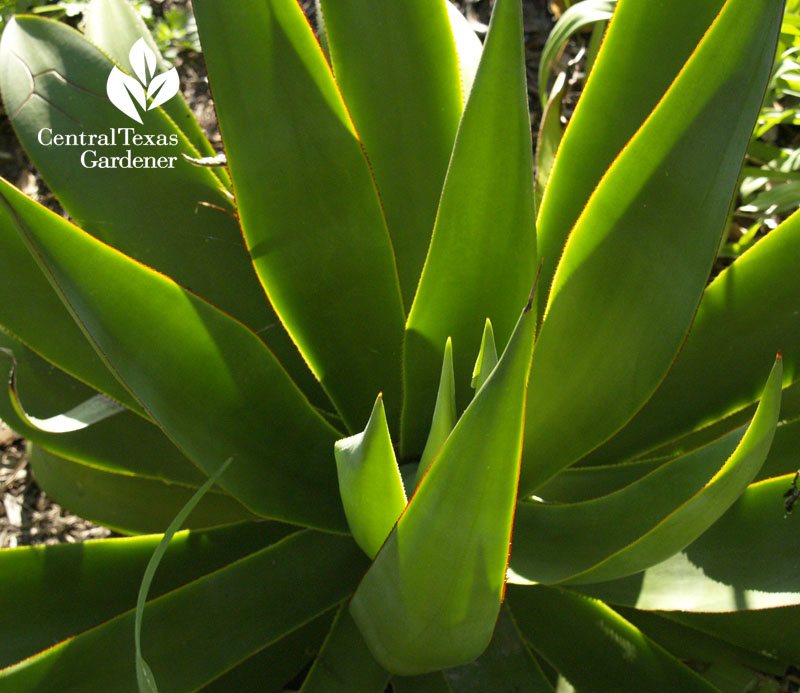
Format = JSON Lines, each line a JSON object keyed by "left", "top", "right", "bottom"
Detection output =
{"left": 350, "top": 296, "right": 537, "bottom": 674}
{"left": 416, "top": 338, "right": 457, "bottom": 487}
{"left": 335, "top": 395, "right": 406, "bottom": 558}
{"left": 471, "top": 318, "right": 498, "bottom": 391}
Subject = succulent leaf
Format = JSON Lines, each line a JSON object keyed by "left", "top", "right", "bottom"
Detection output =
{"left": 470, "top": 318, "right": 499, "bottom": 392}
{"left": 508, "top": 587, "right": 717, "bottom": 692}
{"left": 0, "top": 531, "right": 368, "bottom": 691}
{"left": 0, "top": 180, "right": 347, "bottom": 531}
{"left": 318, "top": 0, "right": 464, "bottom": 308}
{"left": 402, "top": 0, "right": 536, "bottom": 457}
{"left": 585, "top": 208, "right": 800, "bottom": 467}
{"left": 192, "top": 0, "right": 406, "bottom": 434}
{"left": 415, "top": 337, "right": 457, "bottom": 488}
{"left": 576, "top": 473, "right": 800, "bottom": 611}
{"left": 335, "top": 394, "right": 407, "bottom": 559}
{"left": 511, "top": 356, "right": 783, "bottom": 585}
{"left": 0, "top": 521, "right": 295, "bottom": 669}
{"left": 350, "top": 296, "right": 536, "bottom": 675}
{"left": 521, "top": 0, "right": 784, "bottom": 494}
{"left": 535, "top": 0, "right": 727, "bottom": 315}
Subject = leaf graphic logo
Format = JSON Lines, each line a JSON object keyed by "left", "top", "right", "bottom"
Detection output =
{"left": 106, "top": 38, "right": 179, "bottom": 124}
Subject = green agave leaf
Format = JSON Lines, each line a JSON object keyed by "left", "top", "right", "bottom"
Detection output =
{"left": 536, "top": 0, "right": 615, "bottom": 108}
{"left": 507, "top": 586, "right": 716, "bottom": 692}
{"left": 575, "top": 474, "right": 800, "bottom": 612}
{"left": 2, "top": 341, "right": 124, "bottom": 433}
{"left": 442, "top": 606, "right": 554, "bottom": 692}
{"left": 0, "top": 17, "right": 323, "bottom": 407}
{"left": 470, "top": 318, "right": 498, "bottom": 392}
{"left": 199, "top": 613, "right": 334, "bottom": 692}
{"left": 335, "top": 395, "right": 407, "bottom": 558}
{"left": 192, "top": 0, "right": 405, "bottom": 433}
{"left": 29, "top": 445, "right": 256, "bottom": 535}
{"left": 0, "top": 180, "right": 346, "bottom": 531}
{"left": 521, "top": 0, "right": 783, "bottom": 493}
{"left": 583, "top": 208, "right": 800, "bottom": 468}
{"left": 511, "top": 355, "right": 782, "bottom": 585}
{"left": 666, "top": 607, "right": 800, "bottom": 668}
{"left": 630, "top": 379, "right": 800, "bottom": 471}
{"left": 351, "top": 296, "right": 536, "bottom": 675}
{"left": 300, "top": 605, "right": 390, "bottom": 693}
{"left": 0, "top": 329, "right": 209, "bottom": 486}
{"left": 534, "top": 71, "right": 566, "bottom": 215}
{"left": 617, "top": 608, "right": 785, "bottom": 691}
{"left": 402, "top": 0, "right": 536, "bottom": 457}
{"left": 445, "top": 0, "right": 482, "bottom": 100}
{"left": 0, "top": 521, "right": 294, "bottom": 669}
{"left": 535, "top": 0, "right": 725, "bottom": 314}
{"left": 533, "top": 457, "right": 664, "bottom": 503}
{"left": 415, "top": 337, "right": 456, "bottom": 487}
{"left": 0, "top": 531, "right": 368, "bottom": 691}
{"left": 83, "top": 0, "right": 226, "bottom": 184}
{"left": 0, "top": 194, "right": 143, "bottom": 415}
{"left": 318, "top": 0, "right": 463, "bottom": 308}
{"left": 1, "top": 21, "right": 235, "bottom": 331}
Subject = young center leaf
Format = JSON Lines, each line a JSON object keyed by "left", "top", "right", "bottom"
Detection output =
{"left": 350, "top": 295, "right": 536, "bottom": 675}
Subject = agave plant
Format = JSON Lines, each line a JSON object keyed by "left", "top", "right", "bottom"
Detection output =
{"left": 0, "top": 0, "right": 798, "bottom": 689}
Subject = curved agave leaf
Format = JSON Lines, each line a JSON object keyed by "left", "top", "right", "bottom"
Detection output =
{"left": 0, "top": 521, "right": 293, "bottom": 669}
{"left": 511, "top": 355, "right": 782, "bottom": 585}
{"left": 0, "top": 190, "right": 144, "bottom": 416}
{"left": 0, "top": 16, "right": 325, "bottom": 407}
{"left": 583, "top": 208, "right": 800, "bottom": 468}
{"left": 0, "top": 328, "right": 210, "bottom": 487}
{"left": 576, "top": 474, "right": 800, "bottom": 611}
{"left": 521, "top": 0, "right": 784, "bottom": 493}
{"left": 6, "top": 362, "right": 124, "bottom": 434}
{"left": 533, "top": 457, "right": 664, "bottom": 503}
{"left": 192, "top": 0, "right": 405, "bottom": 434}
{"left": 535, "top": 0, "right": 726, "bottom": 313}
{"left": 351, "top": 296, "right": 536, "bottom": 675}
{"left": 619, "top": 609, "right": 787, "bottom": 691}
{"left": 0, "top": 531, "right": 368, "bottom": 691}
{"left": 0, "top": 179, "right": 346, "bottom": 531}
{"left": 29, "top": 445, "right": 255, "bottom": 535}
{"left": 318, "top": 0, "right": 463, "bottom": 308}
{"left": 402, "top": 0, "right": 536, "bottom": 456}
{"left": 335, "top": 395, "right": 407, "bottom": 558}
{"left": 534, "top": 71, "right": 566, "bottom": 214}
{"left": 668, "top": 606, "right": 800, "bottom": 668}
{"left": 507, "top": 586, "right": 716, "bottom": 692}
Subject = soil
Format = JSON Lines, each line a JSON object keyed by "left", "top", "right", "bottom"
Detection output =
{"left": 0, "top": 0, "right": 560, "bottom": 549}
